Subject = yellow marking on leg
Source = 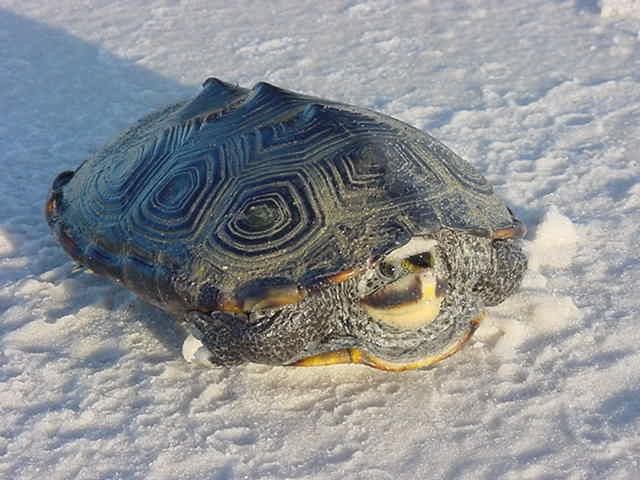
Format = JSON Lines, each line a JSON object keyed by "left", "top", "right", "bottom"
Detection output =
{"left": 292, "top": 313, "right": 485, "bottom": 372}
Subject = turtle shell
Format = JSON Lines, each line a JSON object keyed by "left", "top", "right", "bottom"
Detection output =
{"left": 46, "top": 78, "right": 523, "bottom": 314}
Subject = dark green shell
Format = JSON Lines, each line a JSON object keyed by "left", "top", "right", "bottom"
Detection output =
{"left": 47, "top": 79, "right": 521, "bottom": 313}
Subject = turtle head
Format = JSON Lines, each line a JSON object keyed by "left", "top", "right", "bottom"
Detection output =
{"left": 473, "top": 238, "right": 529, "bottom": 307}
{"left": 293, "top": 230, "right": 527, "bottom": 371}
{"left": 432, "top": 229, "right": 528, "bottom": 308}
{"left": 357, "top": 237, "right": 448, "bottom": 332}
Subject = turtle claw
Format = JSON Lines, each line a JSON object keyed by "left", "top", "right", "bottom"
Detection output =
{"left": 70, "top": 263, "right": 88, "bottom": 275}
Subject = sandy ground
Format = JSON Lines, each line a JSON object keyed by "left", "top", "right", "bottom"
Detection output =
{"left": 1, "top": 1, "right": 639, "bottom": 478}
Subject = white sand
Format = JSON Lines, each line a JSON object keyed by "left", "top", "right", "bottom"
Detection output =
{"left": 1, "top": 1, "right": 639, "bottom": 478}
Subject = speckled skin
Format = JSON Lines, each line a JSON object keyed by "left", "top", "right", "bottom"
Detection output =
{"left": 46, "top": 78, "right": 527, "bottom": 368}
{"left": 186, "top": 232, "right": 527, "bottom": 365}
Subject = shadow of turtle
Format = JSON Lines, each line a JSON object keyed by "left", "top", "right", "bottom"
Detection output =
{"left": 574, "top": 0, "right": 601, "bottom": 14}
{"left": 0, "top": 9, "right": 194, "bottom": 356}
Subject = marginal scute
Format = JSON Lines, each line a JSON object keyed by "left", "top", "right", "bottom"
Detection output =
{"left": 493, "top": 220, "right": 527, "bottom": 239}
{"left": 233, "top": 277, "right": 304, "bottom": 312}
{"left": 52, "top": 170, "right": 75, "bottom": 191}
{"left": 325, "top": 268, "right": 360, "bottom": 285}
{"left": 84, "top": 242, "right": 121, "bottom": 279}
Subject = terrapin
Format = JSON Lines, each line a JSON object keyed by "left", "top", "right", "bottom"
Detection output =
{"left": 46, "top": 78, "right": 527, "bottom": 371}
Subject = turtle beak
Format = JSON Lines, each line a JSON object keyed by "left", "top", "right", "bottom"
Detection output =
{"left": 360, "top": 271, "right": 447, "bottom": 330}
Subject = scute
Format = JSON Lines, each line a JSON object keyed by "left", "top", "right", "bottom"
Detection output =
{"left": 47, "top": 79, "right": 520, "bottom": 313}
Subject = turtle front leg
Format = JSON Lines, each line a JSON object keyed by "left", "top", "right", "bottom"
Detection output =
{"left": 182, "top": 311, "right": 247, "bottom": 366}
{"left": 182, "top": 308, "right": 319, "bottom": 367}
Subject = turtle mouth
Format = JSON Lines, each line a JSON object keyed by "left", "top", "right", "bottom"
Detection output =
{"left": 358, "top": 237, "right": 448, "bottom": 331}
{"left": 360, "top": 271, "right": 446, "bottom": 329}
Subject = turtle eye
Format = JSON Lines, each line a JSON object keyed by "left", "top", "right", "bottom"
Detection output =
{"left": 378, "top": 261, "right": 398, "bottom": 279}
